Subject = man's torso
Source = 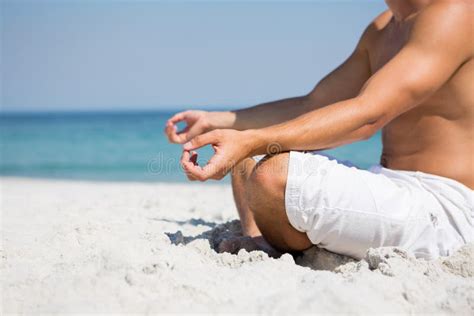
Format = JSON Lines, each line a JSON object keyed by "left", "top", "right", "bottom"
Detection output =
{"left": 367, "top": 9, "right": 474, "bottom": 189}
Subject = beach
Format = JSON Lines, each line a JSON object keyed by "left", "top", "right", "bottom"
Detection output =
{"left": 1, "top": 177, "right": 473, "bottom": 314}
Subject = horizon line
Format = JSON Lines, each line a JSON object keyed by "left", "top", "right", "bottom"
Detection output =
{"left": 0, "top": 106, "right": 240, "bottom": 116}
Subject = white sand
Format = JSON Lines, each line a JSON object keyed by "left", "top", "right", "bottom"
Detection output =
{"left": 1, "top": 177, "right": 473, "bottom": 314}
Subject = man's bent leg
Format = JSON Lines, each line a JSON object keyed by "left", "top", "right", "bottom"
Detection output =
{"left": 231, "top": 158, "right": 260, "bottom": 237}
{"left": 247, "top": 153, "right": 312, "bottom": 252}
{"left": 218, "top": 158, "right": 280, "bottom": 256}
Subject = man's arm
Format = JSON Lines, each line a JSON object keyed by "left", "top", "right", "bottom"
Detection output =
{"left": 226, "top": 27, "right": 372, "bottom": 130}
{"left": 246, "top": 2, "right": 472, "bottom": 152}
{"left": 166, "top": 19, "right": 374, "bottom": 143}
{"left": 181, "top": 2, "right": 472, "bottom": 181}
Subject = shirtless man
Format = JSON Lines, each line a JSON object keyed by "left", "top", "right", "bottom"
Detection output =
{"left": 165, "top": 0, "right": 473, "bottom": 259}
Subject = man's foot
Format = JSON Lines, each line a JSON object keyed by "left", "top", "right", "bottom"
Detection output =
{"left": 217, "top": 235, "right": 282, "bottom": 258}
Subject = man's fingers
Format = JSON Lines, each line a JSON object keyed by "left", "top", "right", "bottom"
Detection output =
{"left": 183, "top": 131, "right": 218, "bottom": 151}
{"left": 176, "top": 125, "right": 190, "bottom": 136}
{"left": 167, "top": 112, "right": 186, "bottom": 125}
{"left": 180, "top": 150, "right": 212, "bottom": 181}
{"left": 165, "top": 112, "right": 188, "bottom": 143}
{"left": 166, "top": 120, "right": 191, "bottom": 144}
{"left": 181, "top": 150, "right": 199, "bottom": 181}
{"left": 181, "top": 148, "right": 232, "bottom": 181}
{"left": 190, "top": 151, "right": 198, "bottom": 166}
{"left": 165, "top": 121, "right": 179, "bottom": 142}
{"left": 177, "top": 124, "right": 203, "bottom": 144}
{"left": 202, "top": 152, "right": 231, "bottom": 180}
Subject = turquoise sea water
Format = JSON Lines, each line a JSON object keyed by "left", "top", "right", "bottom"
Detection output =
{"left": 0, "top": 111, "right": 382, "bottom": 182}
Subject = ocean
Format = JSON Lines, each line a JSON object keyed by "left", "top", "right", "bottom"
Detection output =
{"left": 0, "top": 111, "right": 382, "bottom": 182}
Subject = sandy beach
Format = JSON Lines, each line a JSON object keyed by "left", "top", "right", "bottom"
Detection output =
{"left": 1, "top": 177, "right": 473, "bottom": 314}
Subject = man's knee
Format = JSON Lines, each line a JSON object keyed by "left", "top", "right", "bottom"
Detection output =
{"left": 246, "top": 153, "right": 289, "bottom": 213}
{"left": 245, "top": 153, "right": 311, "bottom": 251}
{"left": 231, "top": 158, "right": 256, "bottom": 184}
{"left": 248, "top": 153, "right": 289, "bottom": 199}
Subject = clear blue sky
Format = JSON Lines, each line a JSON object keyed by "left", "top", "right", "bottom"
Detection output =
{"left": 1, "top": 0, "right": 387, "bottom": 112}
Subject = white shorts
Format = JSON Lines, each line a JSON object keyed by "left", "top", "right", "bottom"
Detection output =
{"left": 278, "top": 151, "right": 473, "bottom": 260}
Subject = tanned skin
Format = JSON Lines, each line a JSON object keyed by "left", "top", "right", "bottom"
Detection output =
{"left": 165, "top": 0, "right": 473, "bottom": 254}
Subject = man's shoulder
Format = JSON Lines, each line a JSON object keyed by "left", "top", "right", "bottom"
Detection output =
{"left": 412, "top": 0, "right": 472, "bottom": 56}
{"left": 358, "top": 1, "right": 472, "bottom": 54}
{"left": 371, "top": 10, "right": 392, "bottom": 31}
{"left": 416, "top": 0, "right": 472, "bottom": 27}
{"left": 357, "top": 10, "right": 392, "bottom": 49}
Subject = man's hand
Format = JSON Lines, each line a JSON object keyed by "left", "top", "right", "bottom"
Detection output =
{"left": 180, "top": 129, "right": 257, "bottom": 181}
{"left": 165, "top": 110, "right": 212, "bottom": 144}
